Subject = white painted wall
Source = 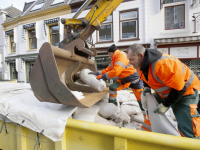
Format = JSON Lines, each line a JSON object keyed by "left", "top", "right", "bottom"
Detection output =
{"left": 0, "top": 10, "right": 7, "bottom": 80}
{"left": 2, "top": 0, "right": 151, "bottom": 82}
{"left": 94, "top": 0, "right": 151, "bottom": 48}
{"left": 150, "top": 0, "right": 200, "bottom": 48}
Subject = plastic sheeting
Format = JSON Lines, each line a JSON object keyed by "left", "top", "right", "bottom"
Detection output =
{"left": 0, "top": 83, "right": 78, "bottom": 141}
{"left": 141, "top": 93, "right": 180, "bottom": 136}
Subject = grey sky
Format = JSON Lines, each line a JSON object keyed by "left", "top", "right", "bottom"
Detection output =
{"left": 0, "top": 0, "right": 35, "bottom": 11}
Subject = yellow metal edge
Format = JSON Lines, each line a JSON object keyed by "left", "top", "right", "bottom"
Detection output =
{"left": 66, "top": 118, "right": 200, "bottom": 150}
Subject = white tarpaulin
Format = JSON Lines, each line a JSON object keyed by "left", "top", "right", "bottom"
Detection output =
{"left": 0, "top": 83, "right": 78, "bottom": 141}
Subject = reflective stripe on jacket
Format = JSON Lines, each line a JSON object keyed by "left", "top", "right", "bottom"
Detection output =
{"left": 139, "top": 54, "right": 200, "bottom": 98}
{"left": 101, "top": 50, "right": 137, "bottom": 79}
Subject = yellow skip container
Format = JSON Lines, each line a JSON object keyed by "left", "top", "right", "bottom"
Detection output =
{"left": 0, "top": 118, "right": 200, "bottom": 150}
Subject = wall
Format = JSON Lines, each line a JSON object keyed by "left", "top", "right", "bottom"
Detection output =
{"left": 150, "top": 0, "right": 200, "bottom": 47}
{"left": 0, "top": 11, "right": 7, "bottom": 80}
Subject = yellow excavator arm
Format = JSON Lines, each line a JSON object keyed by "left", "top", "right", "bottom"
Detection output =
{"left": 30, "top": 0, "right": 123, "bottom": 107}
{"left": 59, "top": 0, "right": 123, "bottom": 49}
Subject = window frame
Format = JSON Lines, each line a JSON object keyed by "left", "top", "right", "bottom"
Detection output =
{"left": 164, "top": 3, "right": 185, "bottom": 30}
{"left": 48, "top": 23, "right": 60, "bottom": 47}
{"left": 119, "top": 9, "right": 139, "bottom": 42}
{"left": 9, "top": 34, "right": 16, "bottom": 54}
{"left": 96, "top": 14, "right": 113, "bottom": 44}
{"left": 27, "top": 28, "right": 37, "bottom": 51}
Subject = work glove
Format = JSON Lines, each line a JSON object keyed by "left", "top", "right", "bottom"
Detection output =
{"left": 154, "top": 103, "right": 169, "bottom": 114}
{"left": 97, "top": 74, "right": 107, "bottom": 81}
{"left": 88, "top": 71, "right": 100, "bottom": 76}
{"left": 142, "top": 87, "right": 151, "bottom": 96}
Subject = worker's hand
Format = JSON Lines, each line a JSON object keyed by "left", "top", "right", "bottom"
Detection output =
{"left": 142, "top": 87, "right": 151, "bottom": 96}
{"left": 154, "top": 103, "right": 169, "bottom": 114}
{"left": 97, "top": 74, "right": 107, "bottom": 81}
{"left": 88, "top": 71, "right": 100, "bottom": 76}
{"left": 97, "top": 75, "right": 102, "bottom": 80}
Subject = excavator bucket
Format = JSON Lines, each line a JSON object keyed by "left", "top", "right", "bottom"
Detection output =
{"left": 30, "top": 39, "right": 109, "bottom": 108}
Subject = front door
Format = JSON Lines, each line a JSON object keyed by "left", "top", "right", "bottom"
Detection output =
{"left": 10, "top": 62, "right": 18, "bottom": 80}
{"left": 26, "top": 61, "right": 35, "bottom": 82}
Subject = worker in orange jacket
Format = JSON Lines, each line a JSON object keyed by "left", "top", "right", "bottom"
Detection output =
{"left": 90, "top": 44, "right": 143, "bottom": 105}
{"left": 127, "top": 43, "right": 200, "bottom": 139}
{"left": 90, "top": 44, "right": 152, "bottom": 131}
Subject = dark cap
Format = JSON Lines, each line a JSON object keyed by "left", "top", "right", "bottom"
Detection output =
{"left": 107, "top": 44, "right": 118, "bottom": 53}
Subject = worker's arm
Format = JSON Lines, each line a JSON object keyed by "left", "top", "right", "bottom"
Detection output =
{"left": 101, "top": 64, "right": 113, "bottom": 74}
{"left": 156, "top": 60, "right": 186, "bottom": 107}
{"left": 163, "top": 86, "right": 186, "bottom": 107}
{"left": 103, "top": 54, "right": 127, "bottom": 80}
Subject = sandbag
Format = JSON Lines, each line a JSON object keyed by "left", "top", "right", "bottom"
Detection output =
{"left": 123, "top": 122, "right": 136, "bottom": 129}
{"left": 144, "top": 93, "right": 180, "bottom": 136}
{"left": 96, "top": 102, "right": 120, "bottom": 119}
{"left": 131, "top": 121, "right": 143, "bottom": 130}
{"left": 121, "top": 104, "right": 138, "bottom": 116}
{"left": 99, "top": 93, "right": 109, "bottom": 103}
{"left": 79, "top": 69, "right": 106, "bottom": 91}
{"left": 117, "top": 90, "right": 131, "bottom": 102}
{"left": 71, "top": 91, "right": 85, "bottom": 100}
{"left": 75, "top": 79, "right": 89, "bottom": 86}
{"left": 130, "top": 113, "right": 144, "bottom": 123}
{"left": 94, "top": 115, "right": 116, "bottom": 126}
{"left": 129, "top": 93, "right": 137, "bottom": 101}
{"left": 121, "top": 101, "right": 139, "bottom": 107}
{"left": 73, "top": 105, "right": 100, "bottom": 122}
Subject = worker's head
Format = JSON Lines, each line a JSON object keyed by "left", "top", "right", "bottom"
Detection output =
{"left": 107, "top": 44, "right": 118, "bottom": 58}
{"left": 127, "top": 44, "right": 145, "bottom": 69}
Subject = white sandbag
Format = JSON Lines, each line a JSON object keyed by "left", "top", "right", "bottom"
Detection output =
{"left": 80, "top": 69, "right": 105, "bottom": 91}
{"left": 99, "top": 79, "right": 107, "bottom": 89}
{"left": 130, "top": 120, "right": 143, "bottom": 130}
{"left": 73, "top": 105, "right": 100, "bottom": 122}
{"left": 129, "top": 93, "right": 137, "bottom": 101}
{"left": 99, "top": 93, "right": 109, "bottom": 103}
{"left": 94, "top": 115, "right": 116, "bottom": 126}
{"left": 75, "top": 79, "right": 89, "bottom": 86}
{"left": 121, "top": 101, "right": 139, "bottom": 107}
{"left": 121, "top": 104, "right": 137, "bottom": 116}
{"left": 117, "top": 94, "right": 128, "bottom": 102}
{"left": 115, "top": 110, "right": 130, "bottom": 123}
{"left": 144, "top": 93, "right": 180, "bottom": 136}
{"left": 130, "top": 113, "right": 144, "bottom": 123}
{"left": 117, "top": 90, "right": 131, "bottom": 102}
{"left": 123, "top": 122, "right": 136, "bottom": 129}
{"left": 96, "top": 102, "right": 120, "bottom": 119}
{"left": 71, "top": 91, "right": 85, "bottom": 100}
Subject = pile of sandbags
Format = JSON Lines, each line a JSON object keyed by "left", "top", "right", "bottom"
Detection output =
{"left": 72, "top": 89, "right": 144, "bottom": 130}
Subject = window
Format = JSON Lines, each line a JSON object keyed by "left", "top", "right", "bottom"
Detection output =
{"left": 164, "top": 0, "right": 185, "bottom": 4}
{"left": 49, "top": 25, "right": 60, "bottom": 46}
{"left": 95, "top": 56, "right": 112, "bottom": 70}
{"left": 165, "top": 4, "right": 185, "bottom": 30}
{"left": 28, "top": 29, "right": 37, "bottom": 50}
{"left": 97, "top": 15, "right": 112, "bottom": 42}
{"left": 10, "top": 34, "right": 16, "bottom": 53}
{"left": 120, "top": 10, "right": 138, "bottom": 40}
{"left": 51, "top": 0, "right": 64, "bottom": 6}
{"left": 31, "top": 2, "right": 45, "bottom": 11}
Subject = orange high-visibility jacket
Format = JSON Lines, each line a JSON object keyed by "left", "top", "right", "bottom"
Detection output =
{"left": 139, "top": 53, "right": 200, "bottom": 99}
{"left": 100, "top": 50, "right": 137, "bottom": 79}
